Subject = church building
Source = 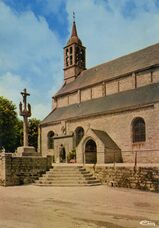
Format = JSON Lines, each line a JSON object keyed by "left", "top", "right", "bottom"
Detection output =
{"left": 39, "top": 20, "right": 159, "bottom": 164}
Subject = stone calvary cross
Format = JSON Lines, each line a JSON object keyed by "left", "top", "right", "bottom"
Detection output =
{"left": 19, "top": 88, "right": 31, "bottom": 147}
{"left": 17, "top": 88, "right": 37, "bottom": 156}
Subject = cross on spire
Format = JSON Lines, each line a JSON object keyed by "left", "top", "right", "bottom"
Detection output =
{"left": 73, "top": 11, "right": 75, "bottom": 22}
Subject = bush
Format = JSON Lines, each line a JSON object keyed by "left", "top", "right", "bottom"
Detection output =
{"left": 67, "top": 149, "right": 76, "bottom": 163}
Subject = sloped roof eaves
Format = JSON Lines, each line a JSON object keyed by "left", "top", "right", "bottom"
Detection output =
{"left": 55, "top": 43, "right": 159, "bottom": 97}
{"left": 41, "top": 83, "right": 159, "bottom": 125}
{"left": 92, "top": 129, "right": 120, "bottom": 150}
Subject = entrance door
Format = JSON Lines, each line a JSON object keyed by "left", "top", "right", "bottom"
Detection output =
{"left": 85, "top": 139, "right": 97, "bottom": 164}
{"left": 59, "top": 144, "right": 66, "bottom": 163}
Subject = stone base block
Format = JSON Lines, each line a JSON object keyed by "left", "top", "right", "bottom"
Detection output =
{"left": 16, "top": 146, "right": 40, "bottom": 157}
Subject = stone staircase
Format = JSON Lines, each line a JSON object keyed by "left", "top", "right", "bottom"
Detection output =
{"left": 34, "top": 165, "right": 101, "bottom": 186}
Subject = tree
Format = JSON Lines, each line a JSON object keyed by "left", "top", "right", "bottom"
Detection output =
{"left": 13, "top": 117, "right": 40, "bottom": 151}
{"left": 0, "top": 96, "right": 19, "bottom": 152}
{"left": 28, "top": 118, "right": 40, "bottom": 150}
{"left": 15, "top": 119, "right": 23, "bottom": 149}
{"left": 0, "top": 96, "right": 40, "bottom": 152}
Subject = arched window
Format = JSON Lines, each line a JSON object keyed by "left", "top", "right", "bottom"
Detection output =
{"left": 75, "top": 127, "right": 84, "bottom": 146}
{"left": 132, "top": 118, "right": 146, "bottom": 143}
{"left": 47, "top": 131, "right": 54, "bottom": 149}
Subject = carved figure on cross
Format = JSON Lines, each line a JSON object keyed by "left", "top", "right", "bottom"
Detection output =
{"left": 19, "top": 88, "right": 31, "bottom": 117}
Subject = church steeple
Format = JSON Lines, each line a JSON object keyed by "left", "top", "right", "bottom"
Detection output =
{"left": 71, "top": 20, "right": 78, "bottom": 37}
{"left": 72, "top": 12, "right": 77, "bottom": 36}
{"left": 64, "top": 15, "right": 86, "bottom": 84}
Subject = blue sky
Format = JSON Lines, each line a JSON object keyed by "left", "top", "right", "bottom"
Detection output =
{"left": 0, "top": 0, "right": 159, "bottom": 119}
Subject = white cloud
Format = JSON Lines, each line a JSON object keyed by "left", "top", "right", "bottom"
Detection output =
{"left": 1, "top": 0, "right": 159, "bottom": 120}
{"left": 0, "top": 72, "right": 28, "bottom": 103}
{"left": 0, "top": 72, "right": 29, "bottom": 115}
{"left": 66, "top": 0, "right": 159, "bottom": 67}
{"left": 0, "top": 71, "right": 51, "bottom": 119}
{"left": 0, "top": 1, "right": 63, "bottom": 119}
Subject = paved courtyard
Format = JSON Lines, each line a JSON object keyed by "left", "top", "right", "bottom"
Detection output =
{"left": 0, "top": 185, "right": 158, "bottom": 228}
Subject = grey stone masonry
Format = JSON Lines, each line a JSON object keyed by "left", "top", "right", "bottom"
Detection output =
{"left": 86, "top": 164, "right": 159, "bottom": 192}
{"left": 0, "top": 153, "right": 53, "bottom": 186}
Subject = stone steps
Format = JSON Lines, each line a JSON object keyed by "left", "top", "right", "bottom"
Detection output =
{"left": 35, "top": 165, "right": 101, "bottom": 186}
{"left": 35, "top": 183, "right": 100, "bottom": 187}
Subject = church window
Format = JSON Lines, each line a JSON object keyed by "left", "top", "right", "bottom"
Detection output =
{"left": 81, "top": 49, "right": 85, "bottom": 67}
{"left": 132, "top": 117, "right": 146, "bottom": 143}
{"left": 66, "top": 48, "right": 69, "bottom": 56}
{"left": 70, "top": 46, "right": 73, "bottom": 54}
{"left": 75, "top": 47, "right": 79, "bottom": 64}
{"left": 75, "top": 127, "right": 84, "bottom": 146}
{"left": 47, "top": 131, "right": 54, "bottom": 149}
{"left": 65, "top": 49, "right": 69, "bottom": 67}
{"left": 66, "top": 57, "right": 69, "bottom": 66}
{"left": 70, "top": 55, "right": 73, "bottom": 65}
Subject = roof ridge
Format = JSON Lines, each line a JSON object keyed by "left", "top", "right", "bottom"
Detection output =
{"left": 42, "top": 82, "right": 159, "bottom": 125}
{"left": 55, "top": 42, "right": 159, "bottom": 97}
{"left": 84, "top": 42, "right": 159, "bottom": 73}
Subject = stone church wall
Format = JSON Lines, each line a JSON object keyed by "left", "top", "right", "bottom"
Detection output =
{"left": 153, "top": 68, "right": 159, "bottom": 83}
{"left": 119, "top": 75, "right": 134, "bottom": 92}
{"left": 41, "top": 103, "right": 159, "bottom": 163}
{"left": 0, "top": 153, "right": 52, "bottom": 186}
{"left": 40, "top": 123, "right": 61, "bottom": 157}
{"left": 68, "top": 92, "right": 78, "bottom": 105}
{"left": 54, "top": 135, "right": 74, "bottom": 163}
{"left": 81, "top": 88, "right": 91, "bottom": 101}
{"left": 106, "top": 80, "right": 118, "bottom": 95}
{"left": 55, "top": 66, "right": 159, "bottom": 108}
{"left": 58, "top": 95, "right": 68, "bottom": 107}
{"left": 86, "top": 164, "right": 159, "bottom": 192}
{"left": 91, "top": 84, "right": 103, "bottom": 99}
{"left": 136, "top": 71, "right": 151, "bottom": 87}
{"left": 66, "top": 104, "right": 159, "bottom": 163}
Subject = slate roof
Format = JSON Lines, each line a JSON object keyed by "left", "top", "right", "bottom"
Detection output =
{"left": 41, "top": 82, "right": 159, "bottom": 125}
{"left": 55, "top": 43, "right": 159, "bottom": 97}
{"left": 92, "top": 129, "right": 120, "bottom": 150}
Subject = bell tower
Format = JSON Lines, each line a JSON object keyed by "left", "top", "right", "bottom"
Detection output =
{"left": 64, "top": 15, "right": 86, "bottom": 84}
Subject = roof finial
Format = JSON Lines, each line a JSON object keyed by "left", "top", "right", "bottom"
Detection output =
{"left": 73, "top": 11, "right": 75, "bottom": 22}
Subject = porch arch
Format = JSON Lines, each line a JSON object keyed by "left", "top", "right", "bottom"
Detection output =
{"left": 85, "top": 139, "right": 97, "bottom": 164}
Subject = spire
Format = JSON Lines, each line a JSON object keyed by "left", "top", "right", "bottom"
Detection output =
{"left": 71, "top": 12, "right": 78, "bottom": 37}
{"left": 67, "top": 12, "right": 82, "bottom": 46}
{"left": 71, "top": 21, "right": 78, "bottom": 37}
{"left": 63, "top": 13, "right": 86, "bottom": 84}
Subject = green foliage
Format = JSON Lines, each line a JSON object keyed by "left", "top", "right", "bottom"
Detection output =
{"left": 0, "top": 96, "right": 40, "bottom": 152}
{"left": 15, "top": 119, "right": 23, "bottom": 148}
{"left": 0, "top": 96, "right": 19, "bottom": 152}
{"left": 28, "top": 118, "right": 40, "bottom": 150}
{"left": 14, "top": 118, "right": 40, "bottom": 151}
{"left": 67, "top": 149, "right": 76, "bottom": 162}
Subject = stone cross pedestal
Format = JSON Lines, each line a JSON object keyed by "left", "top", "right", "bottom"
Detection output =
{"left": 17, "top": 88, "right": 38, "bottom": 156}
